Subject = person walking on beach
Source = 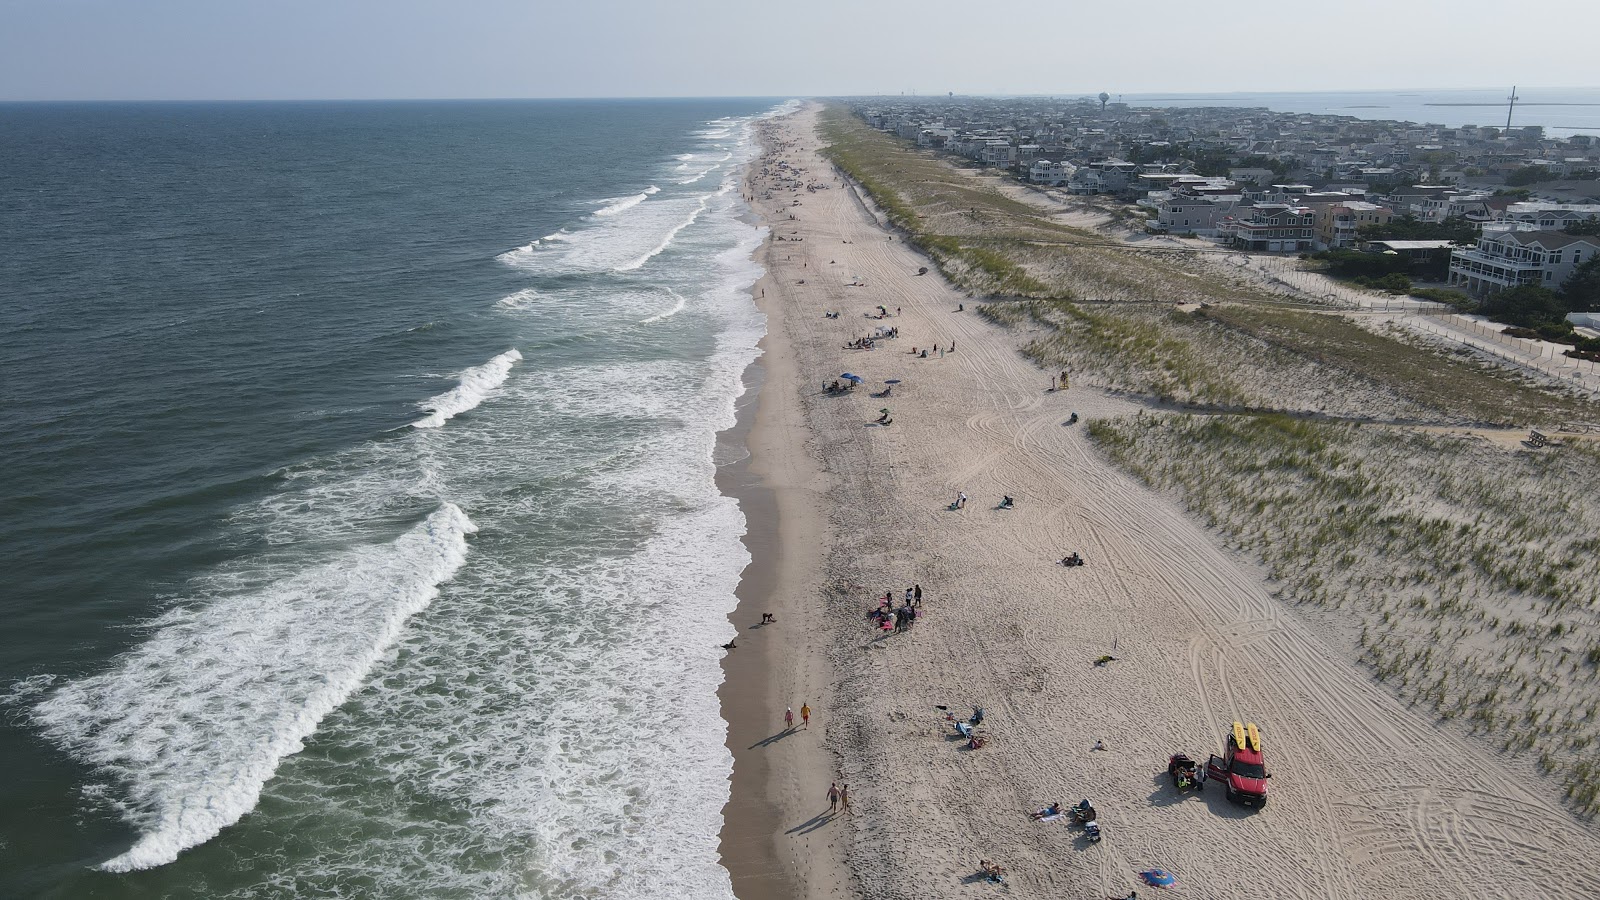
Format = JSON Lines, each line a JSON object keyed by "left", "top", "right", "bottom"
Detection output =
{"left": 840, "top": 784, "right": 851, "bottom": 813}
{"left": 801, "top": 703, "right": 812, "bottom": 729}
{"left": 827, "top": 782, "right": 841, "bottom": 812}
{"left": 785, "top": 707, "right": 795, "bottom": 730}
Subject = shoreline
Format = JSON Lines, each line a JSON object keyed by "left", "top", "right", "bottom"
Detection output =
{"left": 713, "top": 343, "right": 786, "bottom": 899}
{"left": 716, "top": 110, "right": 836, "bottom": 900}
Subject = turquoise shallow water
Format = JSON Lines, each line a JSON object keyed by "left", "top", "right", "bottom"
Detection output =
{"left": 0, "top": 97, "right": 785, "bottom": 898}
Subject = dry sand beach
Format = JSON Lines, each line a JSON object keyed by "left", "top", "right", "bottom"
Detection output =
{"left": 719, "top": 103, "right": 1600, "bottom": 900}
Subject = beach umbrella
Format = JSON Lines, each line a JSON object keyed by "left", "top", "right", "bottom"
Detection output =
{"left": 880, "top": 408, "right": 890, "bottom": 414}
{"left": 841, "top": 373, "right": 863, "bottom": 383}
{"left": 884, "top": 379, "right": 902, "bottom": 384}
{"left": 1140, "top": 869, "right": 1178, "bottom": 888}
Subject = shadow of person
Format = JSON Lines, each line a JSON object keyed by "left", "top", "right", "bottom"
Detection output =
{"left": 785, "top": 810, "right": 836, "bottom": 836}
{"left": 1146, "top": 770, "right": 1186, "bottom": 809}
{"left": 749, "top": 728, "right": 798, "bottom": 749}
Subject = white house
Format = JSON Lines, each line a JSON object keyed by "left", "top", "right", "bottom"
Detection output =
{"left": 1448, "top": 231, "right": 1600, "bottom": 294}
{"left": 1495, "top": 202, "right": 1600, "bottom": 231}
{"left": 1029, "top": 160, "right": 1069, "bottom": 186}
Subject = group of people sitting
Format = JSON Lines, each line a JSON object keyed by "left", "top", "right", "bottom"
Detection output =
{"left": 823, "top": 379, "right": 854, "bottom": 393}
{"left": 845, "top": 337, "right": 877, "bottom": 350}
{"left": 868, "top": 601, "right": 918, "bottom": 633}
{"left": 1061, "top": 552, "right": 1085, "bottom": 567}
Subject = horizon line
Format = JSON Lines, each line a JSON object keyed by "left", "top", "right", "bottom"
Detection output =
{"left": 4, "top": 85, "right": 1600, "bottom": 105}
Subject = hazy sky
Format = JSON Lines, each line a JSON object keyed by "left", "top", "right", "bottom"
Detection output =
{"left": 3, "top": 0, "right": 1598, "bottom": 101}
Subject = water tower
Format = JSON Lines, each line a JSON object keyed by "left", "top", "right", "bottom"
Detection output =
{"left": 1099, "top": 92, "right": 1110, "bottom": 112}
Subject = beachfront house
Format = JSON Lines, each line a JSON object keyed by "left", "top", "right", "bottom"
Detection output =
{"left": 1316, "top": 201, "right": 1394, "bottom": 249}
{"left": 1448, "top": 231, "right": 1600, "bottom": 295}
{"left": 1227, "top": 204, "right": 1316, "bottom": 252}
{"left": 1029, "top": 160, "right": 1069, "bottom": 185}
{"left": 1153, "top": 194, "right": 1223, "bottom": 235}
{"left": 1068, "top": 160, "right": 1138, "bottom": 195}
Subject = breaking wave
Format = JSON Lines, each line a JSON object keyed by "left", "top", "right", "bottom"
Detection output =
{"left": 592, "top": 186, "right": 659, "bottom": 218}
{"left": 28, "top": 504, "right": 477, "bottom": 872}
{"left": 411, "top": 349, "right": 523, "bottom": 428}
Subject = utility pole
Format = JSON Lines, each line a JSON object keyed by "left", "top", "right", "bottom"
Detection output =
{"left": 1505, "top": 85, "right": 1519, "bottom": 131}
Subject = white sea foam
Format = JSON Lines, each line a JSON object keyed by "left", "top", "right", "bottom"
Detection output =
{"left": 591, "top": 185, "right": 659, "bottom": 218}
{"left": 640, "top": 288, "right": 687, "bottom": 324}
{"left": 496, "top": 288, "right": 541, "bottom": 310}
{"left": 411, "top": 349, "right": 522, "bottom": 428}
{"left": 615, "top": 196, "right": 709, "bottom": 272}
{"left": 29, "top": 503, "right": 477, "bottom": 872}
{"left": 228, "top": 197, "right": 766, "bottom": 895}
{"left": 499, "top": 192, "right": 715, "bottom": 277}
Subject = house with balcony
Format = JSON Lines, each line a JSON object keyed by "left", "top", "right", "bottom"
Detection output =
{"left": 1227, "top": 204, "right": 1316, "bottom": 252}
{"left": 1409, "top": 190, "right": 1494, "bottom": 223}
{"left": 1495, "top": 202, "right": 1600, "bottom": 231}
{"left": 1067, "top": 160, "right": 1138, "bottom": 195}
{"left": 981, "top": 140, "right": 1016, "bottom": 167}
{"left": 1448, "top": 231, "right": 1600, "bottom": 295}
{"left": 1316, "top": 201, "right": 1393, "bottom": 249}
{"left": 1029, "top": 159, "right": 1069, "bottom": 185}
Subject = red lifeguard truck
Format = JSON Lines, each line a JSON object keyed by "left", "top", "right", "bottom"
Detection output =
{"left": 1207, "top": 721, "right": 1270, "bottom": 808}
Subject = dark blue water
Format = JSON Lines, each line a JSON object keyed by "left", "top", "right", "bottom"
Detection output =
{"left": 1, "top": 98, "right": 780, "bottom": 898}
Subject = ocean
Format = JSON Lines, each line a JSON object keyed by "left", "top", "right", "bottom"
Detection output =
{"left": 0, "top": 97, "right": 789, "bottom": 898}
{"left": 1120, "top": 87, "right": 1600, "bottom": 138}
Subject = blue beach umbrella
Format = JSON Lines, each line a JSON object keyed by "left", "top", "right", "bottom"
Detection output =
{"left": 1140, "top": 869, "right": 1178, "bottom": 888}
{"left": 841, "top": 373, "right": 863, "bottom": 383}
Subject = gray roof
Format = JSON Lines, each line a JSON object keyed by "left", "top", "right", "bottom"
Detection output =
{"left": 1513, "top": 232, "right": 1600, "bottom": 250}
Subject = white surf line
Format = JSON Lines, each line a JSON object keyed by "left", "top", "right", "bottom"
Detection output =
{"left": 593, "top": 186, "right": 661, "bottom": 218}
{"left": 411, "top": 349, "right": 523, "bottom": 428}
{"left": 30, "top": 503, "right": 477, "bottom": 872}
{"left": 615, "top": 196, "right": 710, "bottom": 272}
{"left": 641, "top": 288, "right": 688, "bottom": 324}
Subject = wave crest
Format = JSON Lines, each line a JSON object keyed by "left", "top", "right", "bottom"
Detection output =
{"left": 592, "top": 186, "right": 660, "bottom": 218}
{"left": 29, "top": 503, "right": 477, "bottom": 872}
{"left": 411, "top": 349, "right": 523, "bottom": 428}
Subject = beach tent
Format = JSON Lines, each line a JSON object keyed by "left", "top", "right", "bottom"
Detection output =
{"left": 1140, "top": 869, "right": 1177, "bottom": 888}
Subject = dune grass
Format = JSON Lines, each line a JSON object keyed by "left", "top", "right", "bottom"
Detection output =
{"left": 814, "top": 101, "right": 1600, "bottom": 813}
{"left": 1091, "top": 413, "right": 1600, "bottom": 814}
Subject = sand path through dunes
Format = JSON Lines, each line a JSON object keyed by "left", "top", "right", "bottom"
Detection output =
{"left": 747, "top": 105, "right": 1600, "bottom": 900}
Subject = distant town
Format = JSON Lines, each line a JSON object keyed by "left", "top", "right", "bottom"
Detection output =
{"left": 851, "top": 96, "right": 1600, "bottom": 324}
